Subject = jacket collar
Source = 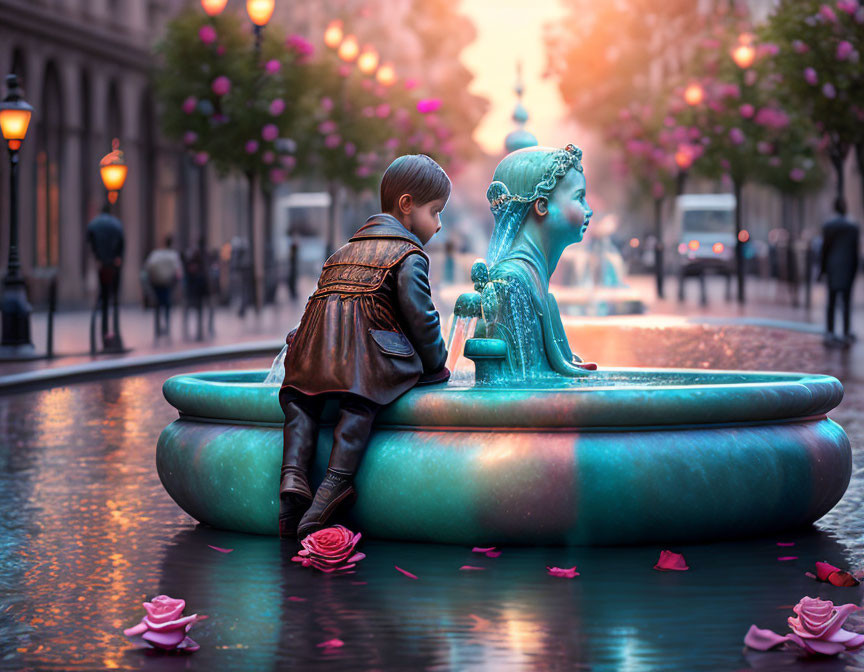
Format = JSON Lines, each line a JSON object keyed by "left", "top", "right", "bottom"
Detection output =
{"left": 350, "top": 214, "right": 424, "bottom": 249}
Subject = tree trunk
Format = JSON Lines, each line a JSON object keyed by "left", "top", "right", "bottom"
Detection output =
{"left": 829, "top": 139, "right": 850, "bottom": 204}
{"left": 734, "top": 178, "right": 745, "bottom": 304}
{"left": 245, "top": 171, "right": 260, "bottom": 313}
{"left": 856, "top": 143, "right": 864, "bottom": 217}
{"left": 653, "top": 196, "right": 664, "bottom": 299}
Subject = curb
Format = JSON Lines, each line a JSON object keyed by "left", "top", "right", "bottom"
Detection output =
{"left": 0, "top": 339, "right": 284, "bottom": 394}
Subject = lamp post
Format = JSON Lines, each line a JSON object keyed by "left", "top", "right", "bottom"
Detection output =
{"left": 357, "top": 46, "right": 379, "bottom": 76}
{"left": 200, "top": 0, "right": 227, "bottom": 16}
{"left": 0, "top": 74, "right": 35, "bottom": 357}
{"left": 100, "top": 138, "right": 128, "bottom": 207}
{"left": 376, "top": 62, "right": 397, "bottom": 87}
{"left": 730, "top": 33, "right": 755, "bottom": 305}
{"left": 246, "top": 0, "right": 275, "bottom": 56}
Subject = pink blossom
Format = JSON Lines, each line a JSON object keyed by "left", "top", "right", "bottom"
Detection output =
{"left": 324, "top": 134, "right": 341, "bottom": 149}
{"left": 344, "top": 142, "right": 356, "bottom": 157}
{"left": 216, "top": 45, "right": 225, "bottom": 56}
{"left": 292, "top": 525, "right": 364, "bottom": 573}
{"left": 719, "top": 83, "right": 740, "bottom": 99}
{"left": 262, "top": 151, "right": 275, "bottom": 164}
{"left": 547, "top": 566, "right": 580, "bottom": 578}
{"left": 793, "top": 40, "right": 810, "bottom": 54}
{"left": 194, "top": 152, "right": 209, "bottom": 166}
{"left": 745, "top": 70, "right": 758, "bottom": 87}
{"left": 654, "top": 550, "right": 689, "bottom": 571}
{"left": 123, "top": 595, "right": 201, "bottom": 652}
{"left": 182, "top": 96, "right": 197, "bottom": 115}
{"left": 245, "top": 140, "right": 259, "bottom": 154}
{"left": 199, "top": 25, "right": 217, "bottom": 45}
{"left": 318, "top": 120, "right": 337, "bottom": 135}
{"left": 338, "top": 64, "right": 351, "bottom": 78}
{"left": 823, "top": 82, "right": 837, "bottom": 98}
{"left": 261, "top": 124, "right": 279, "bottom": 142}
{"left": 729, "top": 127, "right": 745, "bottom": 146}
{"left": 789, "top": 168, "right": 806, "bottom": 181}
{"left": 269, "top": 98, "right": 285, "bottom": 116}
{"left": 404, "top": 78, "right": 419, "bottom": 90}
{"left": 362, "top": 106, "right": 375, "bottom": 118}
{"left": 356, "top": 165, "right": 372, "bottom": 178}
{"left": 286, "top": 34, "right": 314, "bottom": 60}
{"left": 280, "top": 155, "right": 296, "bottom": 169}
{"left": 211, "top": 76, "right": 231, "bottom": 96}
{"left": 820, "top": 4, "right": 839, "bottom": 21}
{"left": 375, "top": 104, "right": 391, "bottom": 118}
{"left": 385, "top": 137, "right": 399, "bottom": 150}
{"left": 183, "top": 131, "right": 198, "bottom": 146}
{"left": 265, "top": 59, "right": 281, "bottom": 74}
{"left": 269, "top": 168, "right": 285, "bottom": 184}
{"left": 417, "top": 98, "right": 442, "bottom": 114}
{"left": 320, "top": 97, "right": 334, "bottom": 112}
{"left": 739, "top": 103, "right": 755, "bottom": 118}
{"left": 837, "top": 41, "right": 854, "bottom": 60}
{"left": 758, "top": 43, "right": 779, "bottom": 57}
{"left": 754, "top": 108, "right": 790, "bottom": 129}
{"left": 837, "top": 0, "right": 858, "bottom": 15}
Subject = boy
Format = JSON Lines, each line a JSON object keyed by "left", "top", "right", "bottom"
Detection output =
{"left": 278, "top": 154, "right": 451, "bottom": 539}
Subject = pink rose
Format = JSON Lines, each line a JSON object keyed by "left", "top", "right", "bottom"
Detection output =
{"left": 265, "top": 59, "right": 281, "bottom": 74}
{"left": 375, "top": 103, "right": 390, "bottom": 118}
{"left": 182, "top": 96, "right": 197, "bottom": 115}
{"left": 292, "top": 525, "right": 365, "bottom": 573}
{"left": 837, "top": 0, "right": 858, "bottom": 14}
{"left": 323, "top": 134, "right": 341, "bottom": 149}
{"left": 417, "top": 98, "right": 442, "bottom": 114}
{"left": 547, "top": 566, "right": 580, "bottom": 578}
{"left": 211, "top": 76, "right": 231, "bottom": 96}
{"left": 804, "top": 68, "right": 818, "bottom": 85}
{"left": 789, "top": 597, "right": 864, "bottom": 654}
{"left": 245, "top": 140, "right": 259, "bottom": 154}
{"left": 123, "top": 595, "right": 201, "bottom": 652}
{"left": 790, "top": 168, "right": 806, "bottom": 182}
{"left": 837, "top": 40, "right": 854, "bottom": 60}
{"left": 820, "top": 4, "right": 838, "bottom": 21}
{"left": 198, "top": 25, "right": 217, "bottom": 45}
{"left": 739, "top": 103, "right": 755, "bottom": 118}
{"left": 269, "top": 98, "right": 285, "bottom": 116}
{"left": 729, "top": 127, "right": 745, "bottom": 146}
{"left": 261, "top": 124, "right": 279, "bottom": 142}
{"left": 286, "top": 34, "right": 314, "bottom": 59}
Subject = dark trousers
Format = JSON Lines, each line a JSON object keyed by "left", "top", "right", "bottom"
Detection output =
{"left": 279, "top": 389, "right": 380, "bottom": 483}
{"left": 153, "top": 285, "right": 173, "bottom": 336}
{"left": 826, "top": 285, "right": 853, "bottom": 336}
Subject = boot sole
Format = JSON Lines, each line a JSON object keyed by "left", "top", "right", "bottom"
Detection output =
{"left": 297, "top": 487, "right": 356, "bottom": 539}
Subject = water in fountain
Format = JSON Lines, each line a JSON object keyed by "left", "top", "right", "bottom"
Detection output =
{"left": 263, "top": 344, "right": 288, "bottom": 385}
{"left": 444, "top": 314, "right": 478, "bottom": 385}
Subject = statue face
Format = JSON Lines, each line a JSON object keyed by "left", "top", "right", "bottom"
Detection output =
{"left": 545, "top": 169, "right": 593, "bottom": 244}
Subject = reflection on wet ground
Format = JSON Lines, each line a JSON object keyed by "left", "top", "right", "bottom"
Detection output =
{"left": 1, "top": 325, "right": 863, "bottom": 671}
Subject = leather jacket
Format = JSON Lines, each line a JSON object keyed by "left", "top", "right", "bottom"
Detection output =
{"left": 282, "top": 214, "right": 448, "bottom": 405}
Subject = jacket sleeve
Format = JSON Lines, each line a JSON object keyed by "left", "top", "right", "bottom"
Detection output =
{"left": 396, "top": 253, "right": 448, "bottom": 373}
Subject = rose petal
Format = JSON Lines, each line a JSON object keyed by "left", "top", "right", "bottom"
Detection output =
{"left": 347, "top": 553, "right": 366, "bottom": 563}
{"left": 472, "top": 547, "right": 496, "bottom": 553}
{"left": 123, "top": 621, "right": 148, "bottom": 637}
{"left": 778, "top": 556, "right": 798, "bottom": 562}
{"left": 142, "top": 596, "right": 185, "bottom": 624}
{"left": 144, "top": 614, "right": 197, "bottom": 632}
{"left": 793, "top": 634, "right": 846, "bottom": 656}
{"left": 485, "top": 551, "right": 502, "bottom": 558}
{"left": 207, "top": 545, "right": 233, "bottom": 553}
{"left": 178, "top": 636, "right": 200, "bottom": 652}
{"left": 317, "top": 638, "right": 344, "bottom": 648}
{"left": 744, "top": 625, "right": 791, "bottom": 651}
{"left": 395, "top": 565, "right": 418, "bottom": 579}
{"left": 828, "top": 571, "right": 859, "bottom": 587}
{"left": 654, "top": 550, "right": 689, "bottom": 571}
{"left": 142, "top": 628, "right": 187, "bottom": 649}
{"left": 547, "top": 566, "right": 580, "bottom": 578}
{"left": 459, "top": 565, "right": 486, "bottom": 571}
{"left": 287, "top": 596, "right": 307, "bottom": 602}
{"left": 776, "top": 542, "right": 795, "bottom": 547}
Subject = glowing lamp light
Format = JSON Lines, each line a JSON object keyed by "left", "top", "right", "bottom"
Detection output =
{"left": 0, "top": 75, "right": 34, "bottom": 151}
{"left": 324, "top": 21, "right": 344, "bottom": 49}
{"left": 100, "top": 138, "right": 127, "bottom": 204}
{"left": 684, "top": 83, "right": 704, "bottom": 106}
{"left": 688, "top": 239, "right": 700, "bottom": 251}
{"left": 738, "top": 229, "right": 750, "bottom": 243}
{"left": 338, "top": 34, "right": 359, "bottom": 62}
{"left": 629, "top": 237, "right": 640, "bottom": 248}
{"left": 246, "top": 0, "right": 275, "bottom": 27}
{"left": 200, "top": 0, "right": 228, "bottom": 16}
{"left": 674, "top": 146, "right": 694, "bottom": 170}
{"left": 732, "top": 34, "right": 756, "bottom": 69}
{"left": 376, "top": 62, "right": 397, "bottom": 87}
{"left": 712, "top": 242, "right": 725, "bottom": 254}
{"left": 357, "top": 47, "right": 379, "bottom": 75}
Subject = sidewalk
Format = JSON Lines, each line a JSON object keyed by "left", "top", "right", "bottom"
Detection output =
{"left": 0, "top": 274, "right": 860, "bottom": 385}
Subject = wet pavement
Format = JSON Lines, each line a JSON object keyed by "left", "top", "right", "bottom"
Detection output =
{"left": 1, "top": 323, "right": 863, "bottom": 672}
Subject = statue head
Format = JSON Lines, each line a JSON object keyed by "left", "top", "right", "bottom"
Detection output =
{"left": 485, "top": 144, "right": 592, "bottom": 265}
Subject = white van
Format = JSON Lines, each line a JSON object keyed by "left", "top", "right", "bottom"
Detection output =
{"left": 671, "top": 194, "right": 736, "bottom": 276}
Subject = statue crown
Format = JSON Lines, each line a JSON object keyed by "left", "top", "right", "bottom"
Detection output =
{"left": 487, "top": 144, "right": 583, "bottom": 214}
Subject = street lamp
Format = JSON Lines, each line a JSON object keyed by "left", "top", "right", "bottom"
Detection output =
{"left": 100, "top": 138, "right": 127, "bottom": 205}
{"left": 338, "top": 35, "right": 359, "bottom": 63}
{"left": 376, "top": 62, "right": 397, "bottom": 87}
{"left": 201, "top": 0, "right": 228, "bottom": 16}
{"left": 732, "top": 34, "right": 756, "bottom": 70}
{"left": 247, "top": 0, "right": 275, "bottom": 55}
{"left": 730, "top": 32, "right": 755, "bottom": 304}
{"left": 0, "top": 73, "right": 35, "bottom": 356}
{"left": 357, "top": 46, "right": 379, "bottom": 75}
{"left": 684, "top": 83, "right": 704, "bottom": 106}
{"left": 324, "top": 20, "right": 343, "bottom": 49}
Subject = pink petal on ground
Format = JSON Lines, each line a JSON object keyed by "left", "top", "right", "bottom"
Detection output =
{"left": 123, "top": 621, "right": 147, "bottom": 637}
{"left": 816, "top": 561, "right": 842, "bottom": 581}
{"left": 350, "top": 581, "right": 367, "bottom": 586}
{"left": 547, "top": 566, "right": 580, "bottom": 578}
{"left": 485, "top": 551, "right": 502, "bottom": 558}
{"left": 459, "top": 565, "right": 486, "bottom": 571}
{"left": 287, "top": 596, "right": 307, "bottom": 602}
{"left": 776, "top": 542, "right": 795, "bottom": 547}
{"left": 142, "top": 628, "right": 186, "bottom": 649}
{"left": 207, "top": 545, "right": 234, "bottom": 553}
{"left": 347, "top": 553, "right": 366, "bottom": 563}
{"left": 472, "top": 547, "right": 496, "bottom": 553}
{"left": 789, "top": 633, "right": 846, "bottom": 656}
{"left": 317, "top": 638, "right": 344, "bottom": 649}
{"left": 178, "top": 636, "right": 200, "bottom": 651}
{"left": 395, "top": 565, "right": 418, "bottom": 579}
{"left": 744, "top": 625, "right": 791, "bottom": 651}
{"left": 654, "top": 550, "right": 689, "bottom": 571}
{"left": 777, "top": 556, "right": 798, "bottom": 561}
{"left": 143, "top": 614, "right": 198, "bottom": 632}
{"left": 805, "top": 572, "right": 817, "bottom": 580}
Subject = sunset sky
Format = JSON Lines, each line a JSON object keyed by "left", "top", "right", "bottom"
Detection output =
{"left": 460, "top": 0, "right": 578, "bottom": 154}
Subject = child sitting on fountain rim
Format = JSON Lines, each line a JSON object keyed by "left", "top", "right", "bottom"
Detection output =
{"left": 278, "top": 154, "right": 451, "bottom": 539}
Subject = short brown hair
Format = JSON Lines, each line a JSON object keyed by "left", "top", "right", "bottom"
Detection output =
{"left": 380, "top": 154, "right": 451, "bottom": 212}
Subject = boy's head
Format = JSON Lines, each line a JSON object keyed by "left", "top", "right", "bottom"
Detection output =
{"left": 380, "top": 154, "right": 451, "bottom": 244}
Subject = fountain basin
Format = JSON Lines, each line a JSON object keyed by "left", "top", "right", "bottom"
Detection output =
{"left": 157, "top": 368, "right": 850, "bottom": 545}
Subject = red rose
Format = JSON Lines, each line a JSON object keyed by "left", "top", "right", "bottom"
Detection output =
{"left": 292, "top": 525, "right": 365, "bottom": 573}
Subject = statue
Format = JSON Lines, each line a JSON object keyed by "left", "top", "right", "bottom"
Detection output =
{"left": 466, "top": 144, "right": 595, "bottom": 381}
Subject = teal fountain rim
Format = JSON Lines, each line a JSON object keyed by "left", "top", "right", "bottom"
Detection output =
{"left": 162, "top": 368, "right": 843, "bottom": 430}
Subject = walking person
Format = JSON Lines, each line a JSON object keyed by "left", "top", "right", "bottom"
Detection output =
{"left": 144, "top": 236, "right": 183, "bottom": 337}
{"left": 820, "top": 197, "right": 860, "bottom": 347}
{"left": 86, "top": 204, "right": 124, "bottom": 350}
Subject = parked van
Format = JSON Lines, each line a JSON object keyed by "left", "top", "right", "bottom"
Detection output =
{"left": 671, "top": 193, "right": 736, "bottom": 277}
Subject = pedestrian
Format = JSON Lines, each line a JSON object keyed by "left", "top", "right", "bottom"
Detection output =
{"left": 86, "top": 204, "right": 124, "bottom": 349}
{"left": 182, "top": 238, "right": 209, "bottom": 341}
{"left": 278, "top": 154, "right": 452, "bottom": 539}
{"left": 286, "top": 233, "right": 299, "bottom": 301}
{"left": 819, "top": 197, "right": 860, "bottom": 347}
{"left": 144, "top": 236, "right": 183, "bottom": 337}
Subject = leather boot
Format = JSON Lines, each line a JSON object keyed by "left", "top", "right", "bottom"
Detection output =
{"left": 296, "top": 469, "right": 356, "bottom": 539}
{"left": 279, "top": 466, "right": 313, "bottom": 538}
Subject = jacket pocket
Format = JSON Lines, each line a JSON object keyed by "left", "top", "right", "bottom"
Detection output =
{"left": 369, "top": 329, "right": 415, "bottom": 358}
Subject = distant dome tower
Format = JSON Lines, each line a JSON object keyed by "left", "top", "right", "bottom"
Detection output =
{"left": 504, "top": 62, "right": 538, "bottom": 153}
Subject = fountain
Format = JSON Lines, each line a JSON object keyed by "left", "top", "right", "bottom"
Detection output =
{"left": 157, "top": 145, "right": 850, "bottom": 545}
